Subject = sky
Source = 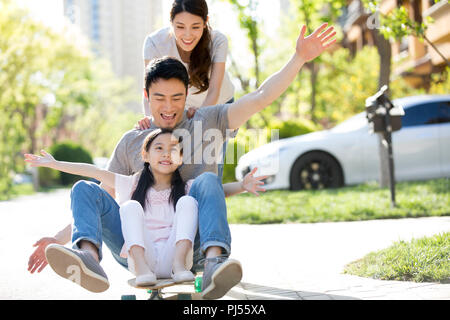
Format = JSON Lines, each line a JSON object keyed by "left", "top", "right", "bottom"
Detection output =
{"left": 18, "top": 0, "right": 282, "bottom": 35}
{"left": 17, "top": 0, "right": 66, "bottom": 30}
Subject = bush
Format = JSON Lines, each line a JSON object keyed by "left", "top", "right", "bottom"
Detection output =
{"left": 38, "top": 142, "right": 93, "bottom": 186}
{"left": 268, "top": 118, "right": 318, "bottom": 140}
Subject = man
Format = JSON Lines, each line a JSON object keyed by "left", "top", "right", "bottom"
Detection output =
{"left": 31, "top": 24, "right": 336, "bottom": 299}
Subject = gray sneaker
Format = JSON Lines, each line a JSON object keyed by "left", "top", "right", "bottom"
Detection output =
{"left": 201, "top": 256, "right": 242, "bottom": 300}
{"left": 45, "top": 244, "right": 109, "bottom": 293}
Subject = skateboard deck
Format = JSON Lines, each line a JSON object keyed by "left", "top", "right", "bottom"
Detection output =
{"left": 122, "top": 276, "right": 203, "bottom": 300}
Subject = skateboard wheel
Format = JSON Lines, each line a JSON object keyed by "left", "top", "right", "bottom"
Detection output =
{"left": 194, "top": 276, "right": 202, "bottom": 293}
{"left": 121, "top": 295, "right": 136, "bottom": 300}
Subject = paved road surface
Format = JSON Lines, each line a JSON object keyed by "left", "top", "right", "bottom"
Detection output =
{"left": 1, "top": 189, "right": 449, "bottom": 300}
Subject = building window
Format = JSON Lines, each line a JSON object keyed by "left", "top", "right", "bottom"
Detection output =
{"left": 91, "top": 0, "right": 100, "bottom": 42}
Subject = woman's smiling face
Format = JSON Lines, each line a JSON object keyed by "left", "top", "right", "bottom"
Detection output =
{"left": 171, "top": 11, "right": 206, "bottom": 53}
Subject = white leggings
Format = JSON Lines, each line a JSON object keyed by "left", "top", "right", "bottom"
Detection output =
{"left": 119, "top": 196, "right": 198, "bottom": 279}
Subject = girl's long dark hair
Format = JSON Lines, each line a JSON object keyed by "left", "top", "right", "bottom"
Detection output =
{"left": 171, "top": 0, "right": 211, "bottom": 94}
{"left": 131, "top": 129, "right": 186, "bottom": 211}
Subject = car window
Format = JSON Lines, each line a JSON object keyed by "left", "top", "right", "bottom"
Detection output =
{"left": 438, "top": 101, "right": 450, "bottom": 124}
{"left": 402, "top": 102, "right": 449, "bottom": 127}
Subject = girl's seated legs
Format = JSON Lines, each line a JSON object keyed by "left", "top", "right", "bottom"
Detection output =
{"left": 119, "top": 200, "right": 157, "bottom": 285}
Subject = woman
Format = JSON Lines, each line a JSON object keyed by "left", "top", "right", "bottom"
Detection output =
{"left": 141, "top": 0, "right": 235, "bottom": 117}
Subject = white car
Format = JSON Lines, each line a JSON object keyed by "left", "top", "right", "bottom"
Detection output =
{"left": 235, "top": 95, "right": 450, "bottom": 190}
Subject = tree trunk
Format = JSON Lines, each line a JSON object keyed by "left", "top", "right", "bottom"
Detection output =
{"left": 252, "top": 37, "right": 260, "bottom": 88}
{"left": 310, "top": 62, "right": 318, "bottom": 121}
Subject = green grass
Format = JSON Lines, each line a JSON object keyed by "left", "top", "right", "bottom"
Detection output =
{"left": 225, "top": 178, "right": 450, "bottom": 224}
{"left": 0, "top": 183, "right": 71, "bottom": 201}
{"left": 343, "top": 232, "right": 450, "bottom": 283}
{"left": 0, "top": 183, "right": 35, "bottom": 201}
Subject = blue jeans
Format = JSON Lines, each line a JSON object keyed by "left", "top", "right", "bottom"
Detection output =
{"left": 70, "top": 172, "right": 231, "bottom": 271}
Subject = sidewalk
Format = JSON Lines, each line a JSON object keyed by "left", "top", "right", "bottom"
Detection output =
{"left": 0, "top": 189, "right": 448, "bottom": 300}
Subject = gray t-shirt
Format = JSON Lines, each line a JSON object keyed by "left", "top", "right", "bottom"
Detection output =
{"left": 107, "top": 104, "right": 232, "bottom": 181}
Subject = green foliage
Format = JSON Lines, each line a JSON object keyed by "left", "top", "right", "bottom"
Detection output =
{"left": 39, "top": 142, "right": 93, "bottom": 187}
{"left": 362, "top": 0, "right": 432, "bottom": 40}
{"left": 0, "top": 1, "right": 138, "bottom": 198}
{"left": 268, "top": 118, "right": 318, "bottom": 140}
{"left": 344, "top": 232, "right": 450, "bottom": 283}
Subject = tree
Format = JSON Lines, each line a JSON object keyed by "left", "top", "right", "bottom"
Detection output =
{"left": 0, "top": 0, "right": 137, "bottom": 197}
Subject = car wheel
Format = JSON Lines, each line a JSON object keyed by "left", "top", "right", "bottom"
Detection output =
{"left": 290, "top": 151, "right": 344, "bottom": 190}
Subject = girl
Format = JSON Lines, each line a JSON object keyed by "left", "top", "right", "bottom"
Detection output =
{"left": 25, "top": 129, "right": 266, "bottom": 286}
{"left": 141, "top": 0, "right": 235, "bottom": 118}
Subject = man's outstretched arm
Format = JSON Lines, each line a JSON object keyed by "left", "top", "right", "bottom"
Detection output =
{"left": 227, "top": 24, "right": 336, "bottom": 130}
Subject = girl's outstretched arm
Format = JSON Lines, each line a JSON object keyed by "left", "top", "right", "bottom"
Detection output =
{"left": 222, "top": 167, "right": 267, "bottom": 197}
{"left": 24, "top": 150, "right": 116, "bottom": 189}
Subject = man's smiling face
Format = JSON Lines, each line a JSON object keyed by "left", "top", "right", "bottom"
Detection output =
{"left": 146, "top": 78, "right": 187, "bottom": 129}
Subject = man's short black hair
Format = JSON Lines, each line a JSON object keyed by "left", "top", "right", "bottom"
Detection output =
{"left": 145, "top": 57, "right": 189, "bottom": 96}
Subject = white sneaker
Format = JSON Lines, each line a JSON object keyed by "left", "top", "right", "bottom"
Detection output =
{"left": 135, "top": 273, "right": 157, "bottom": 286}
{"left": 172, "top": 270, "right": 195, "bottom": 283}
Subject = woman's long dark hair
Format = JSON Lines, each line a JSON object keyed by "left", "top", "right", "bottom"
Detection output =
{"left": 131, "top": 129, "right": 186, "bottom": 211}
{"left": 171, "top": 0, "right": 211, "bottom": 94}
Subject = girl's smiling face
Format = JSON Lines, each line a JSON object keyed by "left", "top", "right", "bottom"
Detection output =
{"left": 171, "top": 11, "right": 206, "bottom": 53}
{"left": 143, "top": 132, "right": 183, "bottom": 175}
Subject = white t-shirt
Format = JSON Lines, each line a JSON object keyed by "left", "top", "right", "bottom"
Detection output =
{"left": 143, "top": 27, "right": 234, "bottom": 111}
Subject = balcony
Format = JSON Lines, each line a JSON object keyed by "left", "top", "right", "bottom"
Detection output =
{"left": 423, "top": 0, "right": 450, "bottom": 66}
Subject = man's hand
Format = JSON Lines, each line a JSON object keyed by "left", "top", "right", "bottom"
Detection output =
{"left": 242, "top": 167, "right": 267, "bottom": 196}
{"left": 28, "top": 237, "right": 59, "bottom": 274}
{"left": 296, "top": 23, "right": 336, "bottom": 63}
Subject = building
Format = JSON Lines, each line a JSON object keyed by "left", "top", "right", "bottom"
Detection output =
{"left": 341, "top": 0, "right": 450, "bottom": 89}
{"left": 64, "top": 0, "right": 164, "bottom": 112}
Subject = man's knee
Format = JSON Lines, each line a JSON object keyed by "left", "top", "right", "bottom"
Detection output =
{"left": 71, "top": 180, "right": 100, "bottom": 198}
{"left": 192, "top": 172, "right": 219, "bottom": 188}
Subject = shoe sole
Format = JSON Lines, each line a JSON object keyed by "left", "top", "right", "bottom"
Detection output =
{"left": 201, "top": 259, "right": 242, "bottom": 300}
{"left": 45, "top": 245, "right": 109, "bottom": 293}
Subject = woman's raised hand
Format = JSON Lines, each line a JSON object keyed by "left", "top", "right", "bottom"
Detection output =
{"left": 241, "top": 167, "right": 267, "bottom": 196}
{"left": 296, "top": 23, "right": 337, "bottom": 63}
{"left": 136, "top": 116, "right": 152, "bottom": 130}
{"left": 24, "top": 150, "right": 56, "bottom": 168}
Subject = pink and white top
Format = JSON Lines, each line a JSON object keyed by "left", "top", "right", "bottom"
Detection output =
{"left": 114, "top": 173, "right": 194, "bottom": 258}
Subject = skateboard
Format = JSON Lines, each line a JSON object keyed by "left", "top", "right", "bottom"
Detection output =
{"left": 121, "top": 275, "right": 203, "bottom": 300}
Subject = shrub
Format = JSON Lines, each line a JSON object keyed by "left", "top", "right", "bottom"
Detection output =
{"left": 38, "top": 142, "right": 93, "bottom": 186}
{"left": 268, "top": 118, "right": 318, "bottom": 140}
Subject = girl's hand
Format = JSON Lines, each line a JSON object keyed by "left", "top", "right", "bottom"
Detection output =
{"left": 28, "top": 237, "right": 58, "bottom": 274}
{"left": 242, "top": 167, "right": 268, "bottom": 196}
{"left": 24, "top": 150, "right": 56, "bottom": 168}
{"left": 296, "top": 23, "right": 336, "bottom": 63}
